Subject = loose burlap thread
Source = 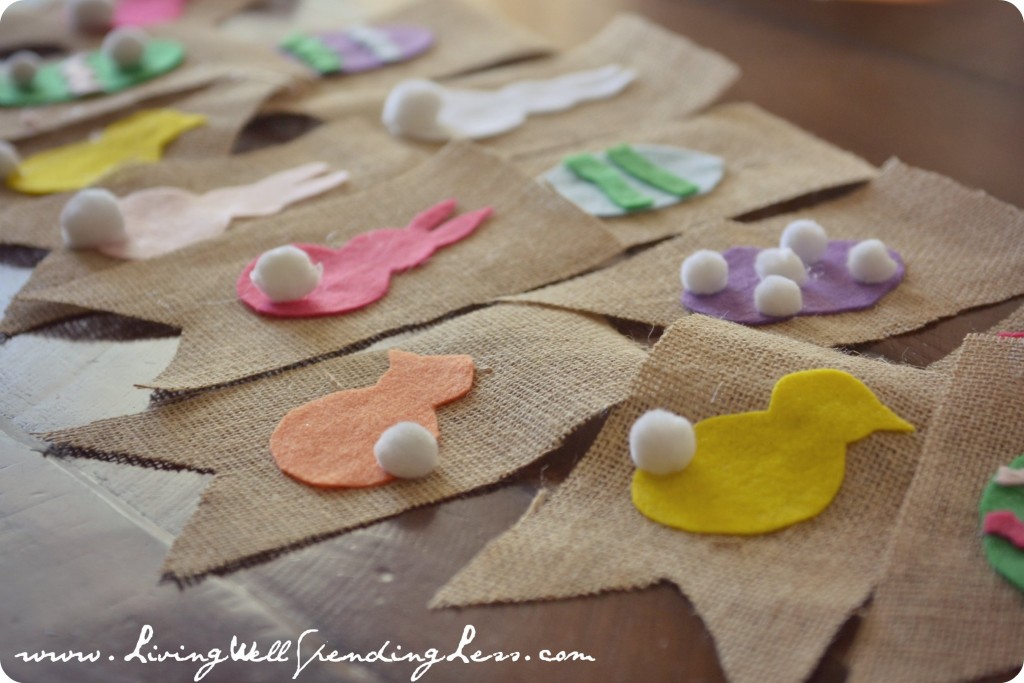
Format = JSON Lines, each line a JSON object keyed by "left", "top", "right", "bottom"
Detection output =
{"left": 511, "top": 159, "right": 1024, "bottom": 348}
{"left": 845, "top": 334, "right": 1024, "bottom": 683}
{"left": 0, "top": 117, "right": 428, "bottom": 335}
{"left": 285, "top": 13, "right": 740, "bottom": 159}
{"left": 511, "top": 101, "right": 877, "bottom": 248}
{"left": 27, "top": 142, "right": 623, "bottom": 392}
{"left": 262, "top": 0, "right": 553, "bottom": 113}
{"left": 42, "top": 303, "right": 648, "bottom": 582}
{"left": 433, "top": 314, "right": 949, "bottom": 683}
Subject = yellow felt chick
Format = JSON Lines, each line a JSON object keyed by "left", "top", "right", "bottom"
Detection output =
{"left": 632, "top": 369, "right": 914, "bottom": 535}
{"left": 8, "top": 109, "right": 206, "bottom": 195}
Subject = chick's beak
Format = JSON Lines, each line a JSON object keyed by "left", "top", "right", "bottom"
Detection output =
{"left": 874, "top": 405, "right": 915, "bottom": 434}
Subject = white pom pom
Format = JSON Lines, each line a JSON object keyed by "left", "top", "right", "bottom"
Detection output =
{"left": 102, "top": 28, "right": 149, "bottom": 69}
{"left": 68, "top": 0, "right": 114, "bottom": 33}
{"left": 629, "top": 409, "right": 696, "bottom": 476}
{"left": 0, "top": 140, "right": 20, "bottom": 179}
{"left": 381, "top": 80, "right": 449, "bottom": 141}
{"left": 847, "top": 239, "right": 898, "bottom": 284}
{"left": 60, "top": 189, "right": 127, "bottom": 249}
{"left": 6, "top": 50, "right": 40, "bottom": 88}
{"left": 374, "top": 422, "right": 439, "bottom": 479}
{"left": 780, "top": 219, "right": 828, "bottom": 265}
{"left": 754, "top": 274, "right": 803, "bottom": 318}
{"left": 754, "top": 247, "right": 807, "bottom": 285}
{"left": 681, "top": 249, "right": 729, "bottom": 295}
{"left": 250, "top": 245, "right": 323, "bottom": 303}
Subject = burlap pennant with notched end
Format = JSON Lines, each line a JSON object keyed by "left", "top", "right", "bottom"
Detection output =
{"left": 42, "top": 303, "right": 648, "bottom": 583}
{"left": 26, "top": 142, "right": 624, "bottom": 393}
{"left": 0, "top": 16, "right": 303, "bottom": 142}
{"left": 433, "top": 314, "right": 950, "bottom": 683}
{"left": 510, "top": 159, "right": 1024, "bottom": 348}
{"left": 510, "top": 101, "right": 877, "bottom": 249}
{"left": 846, "top": 334, "right": 1024, "bottom": 683}
{"left": 285, "top": 13, "right": 740, "bottom": 160}
{"left": 0, "top": 117, "right": 429, "bottom": 336}
{"left": 262, "top": 0, "right": 554, "bottom": 114}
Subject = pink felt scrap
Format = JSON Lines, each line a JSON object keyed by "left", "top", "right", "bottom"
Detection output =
{"left": 998, "top": 332, "right": 1024, "bottom": 339}
{"left": 237, "top": 199, "right": 493, "bottom": 318}
{"left": 984, "top": 510, "right": 1024, "bottom": 550}
{"left": 113, "top": 0, "right": 187, "bottom": 27}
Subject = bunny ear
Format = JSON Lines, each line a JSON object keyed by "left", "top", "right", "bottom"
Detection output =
{"left": 279, "top": 169, "right": 350, "bottom": 208}
{"left": 406, "top": 198, "right": 458, "bottom": 232}
{"left": 427, "top": 206, "right": 493, "bottom": 248}
{"left": 208, "top": 163, "right": 346, "bottom": 219}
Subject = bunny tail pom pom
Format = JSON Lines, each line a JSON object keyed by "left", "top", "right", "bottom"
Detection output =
{"left": 381, "top": 79, "right": 450, "bottom": 141}
{"left": 61, "top": 189, "right": 127, "bottom": 249}
{"left": 250, "top": 245, "right": 323, "bottom": 303}
{"left": 630, "top": 409, "right": 696, "bottom": 476}
{"left": 6, "top": 51, "right": 40, "bottom": 88}
{"left": 0, "top": 140, "right": 20, "bottom": 178}
{"left": 780, "top": 219, "right": 828, "bottom": 265}
{"left": 374, "top": 422, "right": 439, "bottom": 479}
{"left": 754, "top": 247, "right": 807, "bottom": 286}
{"left": 754, "top": 274, "right": 803, "bottom": 318}
{"left": 847, "top": 239, "right": 899, "bottom": 284}
{"left": 102, "top": 28, "right": 149, "bottom": 69}
{"left": 681, "top": 249, "right": 729, "bottom": 295}
{"left": 68, "top": 0, "right": 114, "bottom": 32}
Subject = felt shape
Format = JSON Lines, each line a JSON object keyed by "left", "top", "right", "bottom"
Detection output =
{"left": 98, "top": 163, "right": 350, "bottom": 260}
{"left": 781, "top": 219, "right": 828, "bottom": 265}
{"left": 631, "top": 369, "right": 915, "bottom": 535}
{"left": 983, "top": 511, "right": 1024, "bottom": 551}
{"left": 281, "top": 25, "right": 433, "bottom": 75}
{"left": 269, "top": 350, "right": 474, "bottom": 488}
{"left": 606, "top": 143, "right": 698, "bottom": 197}
{"left": 683, "top": 240, "right": 905, "bottom": 326}
{"left": 979, "top": 455, "right": 1024, "bottom": 592}
{"left": 754, "top": 274, "right": 803, "bottom": 318}
{"left": 680, "top": 249, "right": 728, "bottom": 295}
{"left": 61, "top": 188, "right": 126, "bottom": 249}
{"left": 0, "top": 39, "right": 185, "bottom": 107}
{"left": 7, "top": 109, "right": 206, "bottom": 194}
{"left": 382, "top": 64, "right": 636, "bottom": 142}
{"left": 248, "top": 245, "right": 323, "bottom": 303}
{"left": 563, "top": 153, "right": 653, "bottom": 211}
{"left": 237, "top": 198, "right": 493, "bottom": 318}
{"left": 542, "top": 144, "right": 724, "bottom": 217}
{"left": 999, "top": 332, "right": 1024, "bottom": 339}
{"left": 629, "top": 409, "right": 695, "bottom": 476}
{"left": 113, "top": 0, "right": 187, "bottom": 27}
{"left": 997, "top": 466, "right": 1024, "bottom": 486}
{"left": 374, "top": 422, "right": 439, "bottom": 479}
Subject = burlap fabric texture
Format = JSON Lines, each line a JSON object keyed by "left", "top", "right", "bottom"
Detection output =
{"left": 511, "top": 101, "right": 877, "bottom": 248}
{"left": 283, "top": 13, "right": 740, "bottom": 159}
{"left": 510, "top": 159, "right": 1024, "bottom": 347}
{"left": 1, "top": 117, "right": 427, "bottom": 336}
{"left": 27, "top": 142, "right": 624, "bottom": 392}
{"left": 845, "top": 334, "right": 1024, "bottom": 683}
{"left": 42, "top": 303, "right": 648, "bottom": 583}
{"left": 261, "top": 0, "right": 553, "bottom": 108}
{"left": 433, "top": 314, "right": 950, "bottom": 683}
{"left": 0, "top": 14, "right": 303, "bottom": 141}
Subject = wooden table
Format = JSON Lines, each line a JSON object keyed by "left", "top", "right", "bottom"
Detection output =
{"left": 1, "top": 1, "right": 1021, "bottom": 682}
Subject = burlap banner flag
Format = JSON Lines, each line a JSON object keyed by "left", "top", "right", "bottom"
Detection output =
{"left": 26, "top": 142, "right": 623, "bottom": 392}
{"left": 434, "top": 314, "right": 949, "bottom": 683}
{"left": 42, "top": 303, "right": 648, "bottom": 583}
{"left": 846, "top": 334, "right": 1024, "bottom": 683}
{"left": 283, "top": 13, "right": 740, "bottom": 158}
{"left": 511, "top": 102, "right": 877, "bottom": 248}
{"left": 509, "top": 160, "right": 1024, "bottom": 348}
{"left": 0, "top": 118, "right": 428, "bottom": 336}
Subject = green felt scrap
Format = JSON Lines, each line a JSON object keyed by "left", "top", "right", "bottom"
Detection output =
{"left": 281, "top": 33, "right": 341, "bottom": 74}
{"left": 979, "top": 454, "right": 1024, "bottom": 593}
{"left": 564, "top": 153, "right": 654, "bottom": 211}
{"left": 0, "top": 40, "right": 185, "bottom": 108}
{"left": 607, "top": 143, "right": 699, "bottom": 197}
